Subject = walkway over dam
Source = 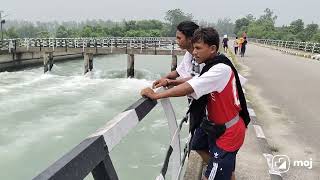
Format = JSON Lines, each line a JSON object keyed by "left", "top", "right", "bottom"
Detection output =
{"left": 0, "top": 37, "right": 184, "bottom": 74}
{"left": 0, "top": 37, "right": 185, "bottom": 55}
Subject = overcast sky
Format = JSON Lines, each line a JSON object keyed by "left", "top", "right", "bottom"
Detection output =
{"left": 1, "top": 0, "right": 320, "bottom": 26}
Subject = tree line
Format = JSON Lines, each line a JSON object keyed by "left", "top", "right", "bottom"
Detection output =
{"left": 2, "top": 9, "right": 235, "bottom": 39}
{"left": 234, "top": 8, "right": 320, "bottom": 43}
{"left": 2, "top": 8, "right": 320, "bottom": 43}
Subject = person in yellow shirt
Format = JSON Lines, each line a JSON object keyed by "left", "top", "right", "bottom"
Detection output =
{"left": 233, "top": 37, "right": 240, "bottom": 55}
{"left": 238, "top": 37, "right": 244, "bottom": 53}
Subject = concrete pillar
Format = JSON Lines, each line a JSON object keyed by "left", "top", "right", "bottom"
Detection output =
{"left": 48, "top": 53, "right": 54, "bottom": 71}
{"left": 127, "top": 54, "right": 134, "bottom": 78}
{"left": 13, "top": 52, "right": 22, "bottom": 66}
{"left": 84, "top": 53, "right": 94, "bottom": 74}
{"left": 43, "top": 52, "right": 54, "bottom": 73}
{"left": 171, "top": 55, "right": 177, "bottom": 71}
{"left": 183, "top": 151, "right": 204, "bottom": 180}
{"left": 43, "top": 53, "right": 49, "bottom": 73}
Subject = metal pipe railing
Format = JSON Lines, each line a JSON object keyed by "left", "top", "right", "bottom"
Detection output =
{"left": 250, "top": 38, "right": 320, "bottom": 54}
{"left": 0, "top": 37, "right": 180, "bottom": 53}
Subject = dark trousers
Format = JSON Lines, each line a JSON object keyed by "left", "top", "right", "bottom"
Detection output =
{"left": 241, "top": 46, "right": 246, "bottom": 57}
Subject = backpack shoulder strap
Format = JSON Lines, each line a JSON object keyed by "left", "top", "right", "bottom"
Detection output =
{"left": 200, "top": 54, "right": 251, "bottom": 127}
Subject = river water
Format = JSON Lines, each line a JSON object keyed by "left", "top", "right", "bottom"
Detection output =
{"left": 0, "top": 54, "right": 188, "bottom": 180}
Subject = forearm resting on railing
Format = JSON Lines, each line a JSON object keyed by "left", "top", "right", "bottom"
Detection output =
{"left": 157, "top": 82, "right": 194, "bottom": 99}
{"left": 165, "top": 70, "right": 179, "bottom": 79}
{"left": 167, "top": 77, "right": 192, "bottom": 86}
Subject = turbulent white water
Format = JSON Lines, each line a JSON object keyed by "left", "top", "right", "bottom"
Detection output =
{"left": 0, "top": 54, "right": 188, "bottom": 180}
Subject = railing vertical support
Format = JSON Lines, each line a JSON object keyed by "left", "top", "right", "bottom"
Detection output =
{"left": 304, "top": 42, "right": 308, "bottom": 52}
{"left": 65, "top": 39, "right": 68, "bottom": 52}
{"left": 312, "top": 43, "right": 316, "bottom": 54}
{"left": 171, "top": 55, "right": 177, "bottom": 72}
{"left": 125, "top": 42, "right": 128, "bottom": 54}
{"left": 160, "top": 97, "right": 181, "bottom": 180}
{"left": 92, "top": 150, "right": 119, "bottom": 180}
{"left": 40, "top": 39, "right": 42, "bottom": 52}
{"left": 285, "top": 41, "right": 288, "bottom": 48}
{"left": 14, "top": 39, "right": 17, "bottom": 51}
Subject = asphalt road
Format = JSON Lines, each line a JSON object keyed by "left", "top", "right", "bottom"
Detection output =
{"left": 236, "top": 43, "right": 320, "bottom": 180}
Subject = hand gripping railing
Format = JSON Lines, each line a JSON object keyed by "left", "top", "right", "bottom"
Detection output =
{"left": 32, "top": 87, "right": 189, "bottom": 180}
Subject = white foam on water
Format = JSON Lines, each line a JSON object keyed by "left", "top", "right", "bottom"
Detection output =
{"left": 0, "top": 55, "right": 188, "bottom": 180}
{"left": 150, "top": 118, "right": 168, "bottom": 129}
{"left": 0, "top": 66, "right": 157, "bottom": 159}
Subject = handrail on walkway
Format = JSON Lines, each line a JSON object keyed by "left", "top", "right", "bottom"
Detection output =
{"left": 32, "top": 87, "right": 190, "bottom": 180}
{"left": 250, "top": 38, "right": 320, "bottom": 54}
{"left": 0, "top": 37, "right": 178, "bottom": 53}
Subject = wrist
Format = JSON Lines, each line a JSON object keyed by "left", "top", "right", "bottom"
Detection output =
{"left": 166, "top": 79, "right": 170, "bottom": 86}
{"left": 153, "top": 93, "right": 161, "bottom": 100}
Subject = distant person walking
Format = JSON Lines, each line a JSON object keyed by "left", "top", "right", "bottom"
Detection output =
{"left": 240, "top": 37, "right": 247, "bottom": 57}
{"left": 233, "top": 37, "right": 239, "bottom": 55}
{"left": 242, "top": 31, "right": 247, "bottom": 39}
{"left": 222, "top": 34, "right": 229, "bottom": 53}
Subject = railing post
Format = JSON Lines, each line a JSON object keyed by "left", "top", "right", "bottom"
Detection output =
{"left": 159, "top": 97, "right": 181, "bottom": 180}
{"left": 65, "top": 39, "right": 68, "bottom": 52}
{"left": 171, "top": 55, "right": 177, "bottom": 71}
{"left": 140, "top": 40, "right": 143, "bottom": 53}
{"left": 285, "top": 41, "right": 288, "bottom": 48}
{"left": 92, "top": 146, "right": 119, "bottom": 180}
{"left": 171, "top": 40, "right": 175, "bottom": 55}
{"left": 95, "top": 39, "right": 98, "bottom": 54}
{"left": 312, "top": 43, "right": 316, "bottom": 54}
{"left": 296, "top": 41, "right": 299, "bottom": 50}
{"left": 14, "top": 39, "right": 17, "bottom": 51}
{"left": 125, "top": 42, "right": 128, "bottom": 54}
{"left": 304, "top": 42, "right": 308, "bottom": 52}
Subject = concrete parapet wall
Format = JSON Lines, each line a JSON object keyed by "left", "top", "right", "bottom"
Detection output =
{"left": 183, "top": 150, "right": 204, "bottom": 180}
{"left": 0, "top": 47, "right": 185, "bottom": 72}
{"left": 0, "top": 52, "right": 83, "bottom": 72}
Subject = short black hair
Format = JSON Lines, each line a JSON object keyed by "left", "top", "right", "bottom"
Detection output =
{"left": 176, "top": 21, "right": 199, "bottom": 38}
{"left": 192, "top": 27, "right": 220, "bottom": 50}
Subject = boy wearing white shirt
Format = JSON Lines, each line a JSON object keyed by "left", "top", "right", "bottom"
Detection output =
{"left": 153, "top": 21, "right": 203, "bottom": 88}
{"left": 141, "top": 27, "right": 250, "bottom": 180}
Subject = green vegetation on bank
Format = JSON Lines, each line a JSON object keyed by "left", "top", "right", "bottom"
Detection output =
{"left": 234, "top": 8, "right": 320, "bottom": 43}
